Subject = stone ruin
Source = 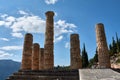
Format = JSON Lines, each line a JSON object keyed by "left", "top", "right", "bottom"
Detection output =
{"left": 6, "top": 11, "right": 111, "bottom": 80}
{"left": 21, "top": 11, "right": 55, "bottom": 70}
{"left": 70, "top": 34, "right": 82, "bottom": 69}
{"left": 20, "top": 11, "right": 82, "bottom": 71}
{"left": 95, "top": 23, "right": 111, "bottom": 68}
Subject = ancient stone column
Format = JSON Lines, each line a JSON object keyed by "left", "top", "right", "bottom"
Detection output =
{"left": 96, "top": 23, "right": 111, "bottom": 68}
{"left": 70, "top": 34, "right": 82, "bottom": 69}
{"left": 21, "top": 33, "right": 33, "bottom": 70}
{"left": 39, "top": 48, "right": 44, "bottom": 70}
{"left": 32, "top": 43, "right": 40, "bottom": 70}
{"left": 44, "top": 11, "right": 54, "bottom": 69}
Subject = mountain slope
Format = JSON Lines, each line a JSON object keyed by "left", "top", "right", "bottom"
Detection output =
{"left": 0, "top": 60, "right": 21, "bottom": 80}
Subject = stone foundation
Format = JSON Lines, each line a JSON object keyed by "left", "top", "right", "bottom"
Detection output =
{"left": 6, "top": 70, "right": 79, "bottom": 80}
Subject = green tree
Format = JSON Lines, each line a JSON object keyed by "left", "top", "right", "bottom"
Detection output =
{"left": 88, "top": 48, "right": 98, "bottom": 68}
{"left": 112, "top": 37, "right": 117, "bottom": 54}
{"left": 109, "top": 44, "right": 113, "bottom": 56}
{"left": 116, "top": 33, "right": 120, "bottom": 52}
{"left": 93, "top": 48, "right": 98, "bottom": 63}
{"left": 82, "top": 43, "right": 89, "bottom": 68}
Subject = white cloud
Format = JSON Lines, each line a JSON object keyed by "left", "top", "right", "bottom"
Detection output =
{"left": 6, "top": 16, "right": 16, "bottom": 22}
{"left": 18, "top": 10, "right": 29, "bottom": 15}
{"left": 0, "top": 14, "right": 15, "bottom": 27}
{"left": 11, "top": 32, "right": 23, "bottom": 38}
{"left": 0, "top": 21, "right": 5, "bottom": 26}
{"left": 54, "top": 35, "right": 63, "bottom": 43}
{"left": 65, "top": 42, "right": 70, "bottom": 49}
{"left": 45, "top": 0, "right": 58, "bottom": 4}
{"left": 11, "top": 16, "right": 45, "bottom": 33}
{"left": 54, "top": 12, "right": 58, "bottom": 16}
{"left": 0, "top": 12, "right": 45, "bottom": 38}
{"left": 0, "top": 38, "right": 9, "bottom": 41}
{"left": 0, "top": 50, "right": 13, "bottom": 57}
{"left": 0, "top": 46, "right": 23, "bottom": 51}
{"left": 55, "top": 20, "right": 77, "bottom": 36}
{"left": 0, "top": 10, "right": 77, "bottom": 41}
{"left": 0, "top": 14, "right": 8, "bottom": 18}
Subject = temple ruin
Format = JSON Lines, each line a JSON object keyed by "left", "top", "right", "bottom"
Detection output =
{"left": 6, "top": 11, "right": 112, "bottom": 80}
{"left": 6, "top": 11, "right": 80, "bottom": 80}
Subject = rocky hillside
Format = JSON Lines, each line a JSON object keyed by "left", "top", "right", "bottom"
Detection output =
{"left": 111, "top": 53, "right": 120, "bottom": 68}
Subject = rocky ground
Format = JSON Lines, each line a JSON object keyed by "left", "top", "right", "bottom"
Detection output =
{"left": 111, "top": 53, "right": 120, "bottom": 69}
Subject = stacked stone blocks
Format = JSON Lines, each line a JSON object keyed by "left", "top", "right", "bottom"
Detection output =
{"left": 70, "top": 34, "right": 82, "bottom": 69}
{"left": 32, "top": 43, "right": 40, "bottom": 70}
{"left": 95, "top": 23, "right": 110, "bottom": 68}
{"left": 21, "top": 33, "right": 33, "bottom": 70}
{"left": 44, "top": 11, "right": 54, "bottom": 69}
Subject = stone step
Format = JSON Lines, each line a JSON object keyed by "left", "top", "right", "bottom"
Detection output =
{"left": 6, "top": 69, "right": 79, "bottom": 80}
{"left": 8, "top": 75, "right": 78, "bottom": 80}
{"left": 13, "top": 71, "right": 78, "bottom": 76}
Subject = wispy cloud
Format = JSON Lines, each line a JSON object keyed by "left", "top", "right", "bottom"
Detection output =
{"left": 11, "top": 32, "right": 23, "bottom": 38}
{"left": 18, "top": 10, "right": 29, "bottom": 15}
{"left": 54, "top": 35, "right": 63, "bottom": 43}
{"left": 0, "top": 50, "right": 13, "bottom": 57}
{"left": 0, "top": 46, "right": 23, "bottom": 51}
{"left": 45, "top": 0, "right": 58, "bottom": 4}
{"left": 65, "top": 42, "right": 70, "bottom": 49}
{"left": 0, "top": 38, "right": 9, "bottom": 41}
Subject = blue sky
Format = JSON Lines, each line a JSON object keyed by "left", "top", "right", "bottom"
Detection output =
{"left": 0, "top": 0, "right": 120, "bottom": 66}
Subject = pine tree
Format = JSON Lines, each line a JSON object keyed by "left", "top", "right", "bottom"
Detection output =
{"left": 82, "top": 43, "right": 89, "bottom": 68}
{"left": 118, "top": 39, "right": 120, "bottom": 52}
{"left": 94, "top": 48, "right": 98, "bottom": 63}
{"left": 109, "top": 44, "right": 113, "bottom": 56}
{"left": 116, "top": 33, "right": 120, "bottom": 52}
{"left": 88, "top": 48, "right": 98, "bottom": 67}
{"left": 112, "top": 37, "right": 117, "bottom": 54}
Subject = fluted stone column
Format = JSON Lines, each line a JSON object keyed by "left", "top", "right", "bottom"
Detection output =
{"left": 32, "top": 43, "right": 40, "bottom": 70}
{"left": 21, "top": 33, "right": 33, "bottom": 70}
{"left": 70, "top": 34, "right": 82, "bottom": 69}
{"left": 44, "top": 11, "right": 54, "bottom": 69}
{"left": 39, "top": 48, "right": 44, "bottom": 70}
{"left": 96, "top": 23, "right": 111, "bottom": 68}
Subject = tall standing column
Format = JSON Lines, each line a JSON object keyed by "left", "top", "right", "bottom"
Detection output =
{"left": 96, "top": 23, "right": 110, "bottom": 68}
{"left": 21, "top": 33, "right": 33, "bottom": 70}
{"left": 44, "top": 11, "right": 54, "bottom": 69}
{"left": 39, "top": 48, "right": 44, "bottom": 70}
{"left": 32, "top": 43, "right": 40, "bottom": 70}
{"left": 70, "top": 34, "right": 82, "bottom": 69}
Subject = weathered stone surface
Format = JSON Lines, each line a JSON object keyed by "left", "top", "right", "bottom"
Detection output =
{"left": 39, "top": 48, "right": 44, "bottom": 70}
{"left": 70, "top": 34, "right": 82, "bottom": 69}
{"left": 21, "top": 33, "right": 33, "bottom": 70}
{"left": 44, "top": 11, "right": 54, "bottom": 69}
{"left": 95, "top": 23, "right": 111, "bottom": 68}
{"left": 79, "top": 69, "right": 120, "bottom": 80}
{"left": 32, "top": 43, "right": 40, "bottom": 70}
